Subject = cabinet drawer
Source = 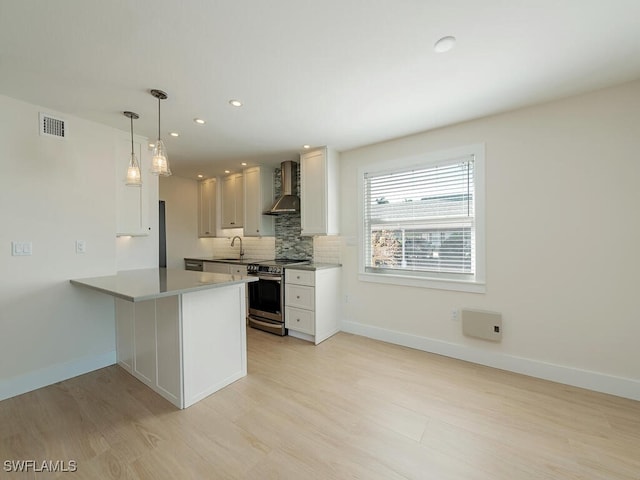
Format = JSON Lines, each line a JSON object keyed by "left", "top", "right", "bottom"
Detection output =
{"left": 285, "top": 306, "right": 315, "bottom": 335}
{"left": 285, "top": 269, "right": 315, "bottom": 286}
{"left": 203, "top": 262, "right": 230, "bottom": 274}
{"left": 285, "top": 284, "right": 315, "bottom": 310}
{"left": 230, "top": 265, "right": 247, "bottom": 275}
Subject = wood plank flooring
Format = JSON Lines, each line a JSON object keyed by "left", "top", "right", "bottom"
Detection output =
{"left": 1, "top": 329, "right": 639, "bottom": 479}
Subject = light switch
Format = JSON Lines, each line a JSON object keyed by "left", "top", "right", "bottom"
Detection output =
{"left": 76, "top": 240, "right": 86, "bottom": 254}
{"left": 12, "top": 241, "right": 32, "bottom": 256}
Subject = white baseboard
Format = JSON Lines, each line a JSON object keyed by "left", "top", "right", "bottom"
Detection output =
{"left": 0, "top": 350, "right": 116, "bottom": 402}
{"left": 341, "top": 320, "right": 640, "bottom": 402}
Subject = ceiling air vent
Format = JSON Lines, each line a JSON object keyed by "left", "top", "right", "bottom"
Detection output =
{"left": 39, "top": 112, "right": 65, "bottom": 138}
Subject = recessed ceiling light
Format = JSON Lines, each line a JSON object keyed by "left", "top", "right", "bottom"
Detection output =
{"left": 303, "top": 145, "right": 311, "bottom": 149}
{"left": 169, "top": 132, "right": 179, "bottom": 137}
{"left": 148, "top": 143, "right": 155, "bottom": 149}
{"left": 241, "top": 162, "right": 247, "bottom": 166}
{"left": 224, "top": 170, "right": 230, "bottom": 174}
{"left": 229, "top": 99, "right": 243, "bottom": 107}
{"left": 434, "top": 36, "right": 456, "bottom": 53}
{"left": 194, "top": 118, "right": 206, "bottom": 125}
{"left": 197, "top": 174, "right": 204, "bottom": 178}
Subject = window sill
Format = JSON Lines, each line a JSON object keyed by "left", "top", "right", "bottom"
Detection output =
{"left": 358, "top": 272, "right": 486, "bottom": 293}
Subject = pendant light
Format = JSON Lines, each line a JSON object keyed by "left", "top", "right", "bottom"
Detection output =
{"left": 123, "top": 111, "right": 142, "bottom": 186}
{"left": 150, "top": 89, "right": 171, "bottom": 176}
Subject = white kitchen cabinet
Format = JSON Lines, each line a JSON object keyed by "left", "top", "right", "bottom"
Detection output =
{"left": 76, "top": 271, "right": 252, "bottom": 410}
{"left": 133, "top": 300, "right": 157, "bottom": 386}
{"left": 113, "top": 282, "right": 247, "bottom": 409}
{"left": 116, "top": 135, "right": 153, "bottom": 236}
{"left": 203, "top": 262, "right": 247, "bottom": 276}
{"left": 230, "top": 264, "right": 248, "bottom": 276}
{"left": 155, "top": 296, "right": 182, "bottom": 403}
{"left": 204, "top": 262, "right": 231, "bottom": 274}
{"left": 243, "top": 166, "right": 274, "bottom": 237}
{"left": 284, "top": 266, "right": 341, "bottom": 344}
{"left": 115, "top": 296, "right": 182, "bottom": 406}
{"left": 198, "top": 178, "right": 216, "bottom": 237}
{"left": 221, "top": 173, "right": 244, "bottom": 229}
{"left": 115, "top": 299, "right": 134, "bottom": 373}
{"left": 300, "top": 147, "right": 339, "bottom": 236}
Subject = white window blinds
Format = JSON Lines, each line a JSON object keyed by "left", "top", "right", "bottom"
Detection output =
{"left": 363, "top": 155, "right": 475, "bottom": 277}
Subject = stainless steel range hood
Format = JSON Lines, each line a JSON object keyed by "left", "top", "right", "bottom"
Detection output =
{"left": 265, "top": 161, "right": 299, "bottom": 215}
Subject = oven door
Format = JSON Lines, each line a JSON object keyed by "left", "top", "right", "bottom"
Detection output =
{"left": 248, "top": 274, "right": 283, "bottom": 322}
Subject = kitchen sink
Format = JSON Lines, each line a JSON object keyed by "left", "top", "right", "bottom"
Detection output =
{"left": 211, "top": 257, "right": 257, "bottom": 264}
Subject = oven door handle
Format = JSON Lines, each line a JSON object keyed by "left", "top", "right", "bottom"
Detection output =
{"left": 256, "top": 274, "right": 282, "bottom": 282}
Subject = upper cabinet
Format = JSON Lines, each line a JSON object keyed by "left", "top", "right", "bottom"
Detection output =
{"left": 243, "top": 166, "right": 275, "bottom": 237}
{"left": 221, "top": 173, "right": 244, "bottom": 229}
{"left": 300, "top": 147, "right": 339, "bottom": 236}
{"left": 198, "top": 178, "right": 216, "bottom": 237}
{"left": 116, "top": 135, "right": 153, "bottom": 236}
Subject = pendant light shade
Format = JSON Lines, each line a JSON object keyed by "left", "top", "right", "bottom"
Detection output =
{"left": 124, "top": 111, "right": 142, "bottom": 186}
{"left": 150, "top": 89, "right": 171, "bottom": 176}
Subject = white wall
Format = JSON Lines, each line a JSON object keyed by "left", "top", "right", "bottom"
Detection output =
{"left": 0, "top": 95, "right": 158, "bottom": 400}
{"left": 339, "top": 80, "right": 640, "bottom": 400}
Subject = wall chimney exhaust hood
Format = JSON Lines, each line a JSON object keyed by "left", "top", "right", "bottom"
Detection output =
{"left": 265, "top": 161, "right": 299, "bottom": 215}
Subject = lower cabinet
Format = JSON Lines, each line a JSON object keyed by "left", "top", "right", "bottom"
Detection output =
{"left": 284, "top": 267, "right": 340, "bottom": 344}
{"left": 203, "top": 262, "right": 247, "bottom": 275}
{"left": 203, "top": 262, "right": 230, "bottom": 274}
{"left": 114, "top": 282, "right": 248, "bottom": 409}
{"left": 116, "top": 296, "right": 182, "bottom": 407}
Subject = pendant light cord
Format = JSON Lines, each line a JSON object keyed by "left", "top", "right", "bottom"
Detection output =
{"left": 157, "top": 97, "right": 161, "bottom": 142}
{"left": 130, "top": 115, "right": 135, "bottom": 155}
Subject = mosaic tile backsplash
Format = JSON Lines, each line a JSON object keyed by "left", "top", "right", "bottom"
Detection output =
{"left": 274, "top": 165, "right": 313, "bottom": 260}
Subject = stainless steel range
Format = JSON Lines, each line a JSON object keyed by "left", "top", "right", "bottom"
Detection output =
{"left": 246, "top": 258, "right": 309, "bottom": 336}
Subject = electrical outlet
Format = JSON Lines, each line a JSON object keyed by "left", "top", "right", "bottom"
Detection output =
{"left": 450, "top": 308, "right": 459, "bottom": 321}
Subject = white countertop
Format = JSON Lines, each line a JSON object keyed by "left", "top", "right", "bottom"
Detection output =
{"left": 184, "top": 256, "right": 260, "bottom": 265}
{"left": 71, "top": 268, "right": 257, "bottom": 302}
{"left": 285, "top": 262, "right": 342, "bottom": 271}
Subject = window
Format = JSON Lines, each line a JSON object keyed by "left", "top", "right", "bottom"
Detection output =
{"left": 358, "top": 144, "right": 485, "bottom": 292}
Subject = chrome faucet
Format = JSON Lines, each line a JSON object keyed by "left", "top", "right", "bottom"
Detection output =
{"left": 230, "top": 236, "right": 244, "bottom": 260}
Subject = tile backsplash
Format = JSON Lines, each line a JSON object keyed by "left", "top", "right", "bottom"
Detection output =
{"left": 274, "top": 165, "right": 313, "bottom": 260}
{"left": 313, "top": 235, "right": 342, "bottom": 264}
{"left": 210, "top": 236, "right": 275, "bottom": 260}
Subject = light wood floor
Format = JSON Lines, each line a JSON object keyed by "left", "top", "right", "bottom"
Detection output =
{"left": 1, "top": 329, "right": 639, "bottom": 479}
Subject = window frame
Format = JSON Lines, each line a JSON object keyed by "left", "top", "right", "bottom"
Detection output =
{"left": 357, "top": 144, "right": 486, "bottom": 293}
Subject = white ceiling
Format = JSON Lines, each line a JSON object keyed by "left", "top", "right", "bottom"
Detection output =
{"left": 1, "top": 0, "right": 639, "bottom": 179}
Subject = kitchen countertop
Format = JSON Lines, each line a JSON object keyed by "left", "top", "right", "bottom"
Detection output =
{"left": 285, "top": 262, "right": 342, "bottom": 271}
{"left": 71, "top": 268, "right": 257, "bottom": 302}
{"left": 184, "top": 257, "right": 259, "bottom": 265}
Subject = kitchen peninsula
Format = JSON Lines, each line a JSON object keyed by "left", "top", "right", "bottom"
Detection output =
{"left": 71, "top": 268, "right": 257, "bottom": 409}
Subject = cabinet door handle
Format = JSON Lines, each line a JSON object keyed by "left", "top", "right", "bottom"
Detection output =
{"left": 296, "top": 276, "right": 300, "bottom": 279}
{"left": 296, "top": 318, "right": 300, "bottom": 322}
{"left": 296, "top": 295, "right": 300, "bottom": 299}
